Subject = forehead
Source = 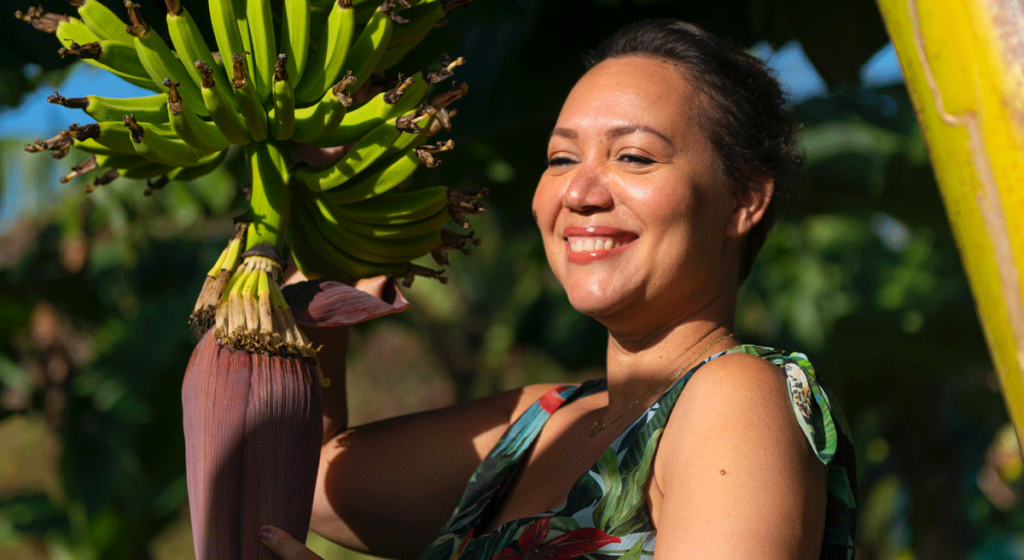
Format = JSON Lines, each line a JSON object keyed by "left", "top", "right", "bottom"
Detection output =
{"left": 556, "top": 56, "right": 701, "bottom": 133}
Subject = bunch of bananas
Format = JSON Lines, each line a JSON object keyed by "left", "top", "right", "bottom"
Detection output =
{"left": 18, "top": 0, "right": 485, "bottom": 358}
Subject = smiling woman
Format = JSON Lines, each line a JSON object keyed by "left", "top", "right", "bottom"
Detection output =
{"left": 535, "top": 57, "right": 738, "bottom": 323}
{"left": 259, "top": 19, "right": 855, "bottom": 560}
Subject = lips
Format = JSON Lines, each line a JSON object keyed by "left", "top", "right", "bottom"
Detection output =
{"left": 563, "top": 226, "right": 638, "bottom": 263}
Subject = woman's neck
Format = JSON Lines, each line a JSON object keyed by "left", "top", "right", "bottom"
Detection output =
{"left": 601, "top": 284, "right": 738, "bottom": 408}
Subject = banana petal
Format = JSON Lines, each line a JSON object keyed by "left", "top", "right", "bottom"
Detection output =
{"left": 182, "top": 332, "right": 322, "bottom": 560}
{"left": 281, "top": 278, "right": 409, "bottom": 327}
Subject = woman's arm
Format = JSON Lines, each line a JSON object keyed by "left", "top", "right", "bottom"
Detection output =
{"left": 260, "top": 383, "right": 552, "bottom": 560}
{"left": 309, "top": 383, "right": 560, "bottom": 557}
{"left": 651, "top": 353, "right": 827, "bottom": 559}
{"left": 292, "top": 277, "right": 559, "bottom": 557}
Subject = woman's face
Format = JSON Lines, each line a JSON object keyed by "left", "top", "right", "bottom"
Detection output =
{"left": 533, "top": 56, "right": 745, "bottom": 331}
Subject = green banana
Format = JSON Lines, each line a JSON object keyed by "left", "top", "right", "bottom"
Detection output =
{"left": 95, "top": 152, "right": 162, "bottom": 170}
{"left": 271, "top": 56, "right": 296, "bottom": 141}
{"left": 352, "top": 0, "right": 391, "bottom": 24}
{"left": 195, "top": 60, "right": 252, "bottom": 145}
{"left": 281, "top": 0, "right": 311, "bottom": 83}
{"left": 311, "top": 144, "right": 418, "bottom": 200}
{"left": 48, "top": 91, "right": 169, "bottom": 124}
{"left": 296, "top": 104, "right": 437, "bottom": 193}
{"left": 67, "top": 121, "right": 139, "bottom": 154}
{"left": 317, "top": 201, "right": 454, "bottom": 239}
{"left": 57, "top": 39, "right": 156, "bottom": 91}
{"left": 53, "top": 14, "right": 99, "bottom": 44}
{"left": 324, "top": 185, "right": 450, "bottom": 225}
{"left": 293, "top": 114, "right": 412, "bottom": 192}
{"left": 375, "top": 0, "right": 453, "bottom": 71}
{"left": 288, "top": 205, "right": 413, "bottom": 280}
{"left": 72, "top": 0, "right": 131, "bottom": 42}
{"left": 299, "top": 197, "right": 443, "bottom": 262}
{"left": 165, "top": 79, "right": 231, "bottom": 152}
{"left": 230, "top": 53, "right": 269, "bottom": 142}
{"left": 167, "top": 149, "right": 229, "bottom": 181}
{"left": 234, "top": 0, "right": 256, "bottom": 88}
{"left": 125, "top": 1, "right": 209, "bottom": 116}
{"left": 294, "top": 0, "right": 356, "bottom": 106}
{"left": 291, "top": 76, "right": 356, "bottom": 143}
{"left": 123, "top": 114, "right": 225, "bottom": 168}
{"left": 341, "top": 4, "right": 394, "bottom": 94}
{"left": 208, "top": 0, "right": 246, "bottom": 71}
{"left": 307, "top": 73, "right": 429, "bottom": 147}
{"left": 71, "top": 138, "right": 126, "bottom": 157}
{"left": 245, "top": 0, "right": 276, "bottom": 102}
{"left": 120, "top": 161, "right": 175, "bottom": 179}
{"left": 165, "top": 0, "right": 236, "bottom": 109}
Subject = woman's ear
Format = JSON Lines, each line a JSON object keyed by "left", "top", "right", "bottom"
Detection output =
{"left": 726, "top": 177, "right": 774, "bottom": 238}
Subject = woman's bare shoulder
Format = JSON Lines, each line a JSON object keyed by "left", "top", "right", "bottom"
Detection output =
{"left": 659, "top": 351, "right": 803, "bottom": 463}
{"left": 652, "top": 350, "right": 821, "bottom": 498}
{"left": 650, "top": 352, "right": 827, "bottom": 556}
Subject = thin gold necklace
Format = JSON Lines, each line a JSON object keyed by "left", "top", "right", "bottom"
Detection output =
{"left": 589, "top": 333, "right": 736, "bottom": 436}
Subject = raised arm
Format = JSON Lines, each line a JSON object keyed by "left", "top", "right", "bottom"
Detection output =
{"left": 289, "top": 278, "right": 558, "bottom": 558}
{"left": 310, "top": 384, "right": 558, "bottom": 557}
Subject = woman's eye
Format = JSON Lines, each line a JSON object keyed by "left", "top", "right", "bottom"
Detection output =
{"left": 546, "top": 156, "right": 576, "bottom": 167}
{"left": 618, "top": 153, "right": 656, "bottom": 165}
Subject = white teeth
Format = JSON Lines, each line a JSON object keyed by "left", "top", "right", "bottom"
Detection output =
{"left": 567, "top": 237, "right": 623, "bottom": 252}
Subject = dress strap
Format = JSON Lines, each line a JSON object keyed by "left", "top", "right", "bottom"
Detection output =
{"left": 439, "top": 382, "right": 599, "bottom": 535}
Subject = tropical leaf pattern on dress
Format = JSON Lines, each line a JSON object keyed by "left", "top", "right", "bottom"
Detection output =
{"left": 419, "top": 346, "right": 856, "bottom": 560}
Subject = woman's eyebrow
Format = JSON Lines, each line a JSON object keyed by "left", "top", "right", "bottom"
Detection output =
{"left": 606, "top": 125, "right": 674, "bottom": 147}
{"left": 549, "top": 125, "right": 674, "bottom": 147}
{"left": 551, "top": 127, "right": 577, "bottom": 139}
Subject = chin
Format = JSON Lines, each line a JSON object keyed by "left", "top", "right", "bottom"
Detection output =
{"left": 564, "top": 286, "right": 632, "bottom": 321}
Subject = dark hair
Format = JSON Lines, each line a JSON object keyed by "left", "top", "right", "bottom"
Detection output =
{"left": 587, "top": 19, "right": 803, "bottom": 283}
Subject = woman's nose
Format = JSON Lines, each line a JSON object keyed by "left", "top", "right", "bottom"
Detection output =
{"left": 563, "top": 163, "right": 613, "bottom": 213}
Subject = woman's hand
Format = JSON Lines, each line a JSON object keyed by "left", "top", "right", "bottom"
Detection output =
{"left": 260, "top": 526, "right": 324, "bottom": 560}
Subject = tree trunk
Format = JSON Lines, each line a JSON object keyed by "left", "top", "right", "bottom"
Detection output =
{"left": 875, "top": 0, "right": 1024, "bottom": 443}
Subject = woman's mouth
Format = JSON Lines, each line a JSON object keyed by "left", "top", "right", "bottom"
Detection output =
{"left": 563, "top": 227, "right": 637, "bottom": 263}
{"left": 567, "top": 237, "right": 626, "bottom": 252}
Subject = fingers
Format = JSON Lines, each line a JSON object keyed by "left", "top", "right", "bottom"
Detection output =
{"left": 352, "top": 274, "right": 392, "bottom": 298}
{"left": 259, "top": 526, "right": 324, "bottom": 560}
{"left": 282, "top": 259, "right": 310, "bottom": 286}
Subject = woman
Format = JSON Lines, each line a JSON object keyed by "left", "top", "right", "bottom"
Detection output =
{"left": 262, "top": 19, "right": 856, "bottom": 560}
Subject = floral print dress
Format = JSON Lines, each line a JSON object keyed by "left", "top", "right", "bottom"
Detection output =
{"left": 418, "top": 345, "right": 857, "bottom": 560}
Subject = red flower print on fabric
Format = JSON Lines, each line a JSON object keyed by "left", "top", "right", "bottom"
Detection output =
{"left": 538, "top": 386, "right": 572, "bottom": 414}
{"left": 491, "top": 517, "right": 620, "bottom": 560}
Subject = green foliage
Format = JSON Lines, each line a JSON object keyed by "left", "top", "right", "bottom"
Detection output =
{"left": 1, "top": 1, "right": 1022, "bottom": 559}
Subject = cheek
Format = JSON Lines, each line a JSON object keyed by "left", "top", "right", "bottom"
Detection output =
{"left": 532, "top": 177, "right": 561, "bottom": 232}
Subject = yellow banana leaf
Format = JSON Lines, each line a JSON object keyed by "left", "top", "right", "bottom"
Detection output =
{"left": 875, "top": 0, "right": 1024, "bottom": 442}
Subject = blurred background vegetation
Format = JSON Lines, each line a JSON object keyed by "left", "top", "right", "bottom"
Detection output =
{"left": 1, "top": 0, "right": 1022, "bottom": 558}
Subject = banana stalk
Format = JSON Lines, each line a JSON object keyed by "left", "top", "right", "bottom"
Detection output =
{"left": 875, "top": 0, "right": 1024, "bottom": 444}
